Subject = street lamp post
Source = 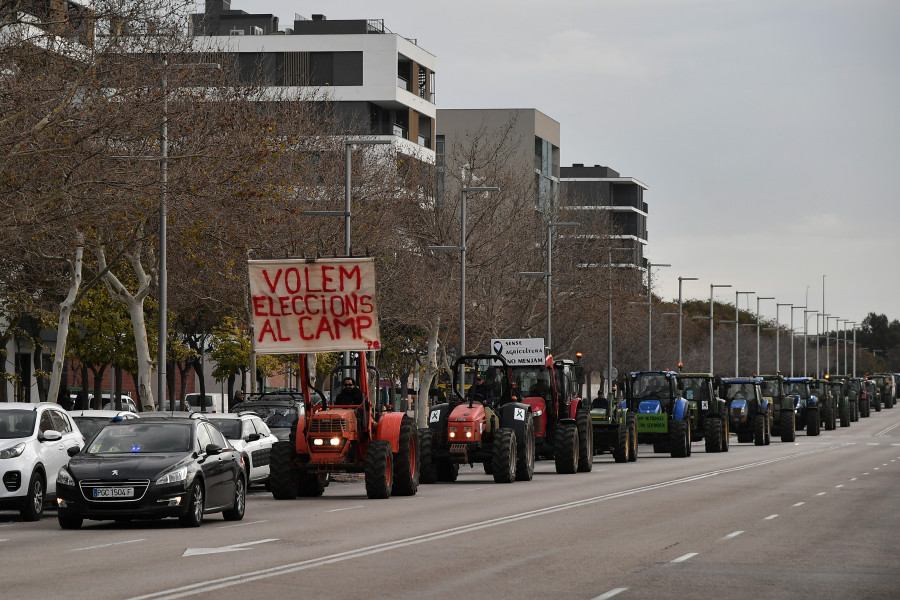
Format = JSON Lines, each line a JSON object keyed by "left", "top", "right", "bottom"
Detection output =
{"left": 804, "top": 309, "right": 817, "bottom": 377}
{"left": 849, "top": 322, "right": 857, "bottom": 376}
{"left": 817, "top": 313, "right": 828, "bottom": 378}
{"left": 605, "top": 247, "right": 633, "bottom": 396}
{"left": 838, "top": 319, "right": 849, "bottom": 374}
{"left": 519, "top": 221, "right": 579, "bottom": 353}
{"left": 645, "top": 262, "right": 671, "bottom": 370}
{"left": 733, "top": 291, "right": 754, "bottom": 377}
{"left": 706, "top": 284, "right": 731, "bottom": 373}
{"left": 756, "top": 297, "right": 774, "bottom": 374}
{"left": 775, "top": 303, "right": 791, "bottom": 373}
{"left": 677, "top": 277, "right": 699, "bottom": 367}
{"left": 790, "top": 306, "right": 806, "bottom": 377}
{"left": 826, "top": 315, "right": 839, "bottom": 375}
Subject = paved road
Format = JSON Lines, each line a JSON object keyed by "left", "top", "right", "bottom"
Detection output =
{"left": 3, "top": 410, "right": 899, "bottom": 600}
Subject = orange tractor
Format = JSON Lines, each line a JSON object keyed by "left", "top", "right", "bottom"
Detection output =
{"left": 268, "top": 352, "right": 419, "bottom": 499}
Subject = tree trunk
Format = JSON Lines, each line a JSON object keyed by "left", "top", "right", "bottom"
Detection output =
{"left": 48, "top": 235, "right": 84, "bottom": 406}
{"left": 416, "top": 316, "right": 441, "bottom": 428}
{"left": 33, "top": 345, "right": 48, "bottom": 403}
{"left": 90, "top": 364, "right": 106, "bottom": 409}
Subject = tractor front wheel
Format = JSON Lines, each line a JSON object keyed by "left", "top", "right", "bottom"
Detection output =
{"left": 704, "top": 417, "right": 722, "bottom": 453}
{"left": 781, "top": 411, "right": 796, "bottom": 443}
{"left": 418, "top": 428, "right": 436, "bottom": 484}
{"left": 612, "top": 418, "right": 630, "bottom": 463}
{"left": 753, "top": 414, "right": 766, "bottom": 446}
{"left": 670, "top": 419, "right": 690, "bottom": 458}
{"left": 627, "top": 413, "right": 638, "bottom": 461}
{"left": 269, "top": 442, "right": 299, "bottom": 500}
{"left": 554, "top": 422, "right": 579, "bottom": 474}
{"left": 364, "top": 440, "right": 393, "bottom": 499}
{"left": 807, "top": 408, "right": 820, "bottom": 436}
{"left": 492, "top": 428, "right": 517, "bottom": 483}
{"left": 576, "top": 410, "right": 593, "bottom": 472}
{"left": 392, "top": 416, "right": 419, "bottom": 496}
{"left": 516, "top": 414, "right": 535, "bottom": 481}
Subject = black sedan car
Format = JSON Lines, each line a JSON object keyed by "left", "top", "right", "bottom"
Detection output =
{"left": 55, "top": 417, "right": 245, "bottom": 529}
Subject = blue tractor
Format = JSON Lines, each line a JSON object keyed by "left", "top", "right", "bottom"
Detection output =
{"left": 783, "top": 377, "right": 821, "bottom": 436}
{"left": 625, "top": 370, "right": 692, "bottom": 458}
{"left": 721, "top": 377, "right": 771, "bottom": 446}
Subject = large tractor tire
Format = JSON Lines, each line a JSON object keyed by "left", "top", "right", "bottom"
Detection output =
{"left": 627, "top": 414, "right": 638, "bottom": 461}
{"left": 874, "top": 396, "right": 882, "bottom": 412}
{"left": 807, "top": 408, "right": 820, "bottom": 436}
{"left": 704, "top": 417, "right": 722, "bottom": 453}
{"left": 492, "top": 428, "right": 517, "bottom": 483}
{"left": 862, "top": 399, "right": 870, "bottom": 418}
{"left": 269, "top": 441, "right": 299, "bottom": 500}
{"left": 764, "top": 414, "right": 771, "bottom": 445}
{"left": 392, "top": 416, "right": 419, "bottom": 496}
{"left": 554, "top": 422, "right": 579, "bottom": 474}
{"left": 823, "top": 405, "right": 835, "bottom": 431}
{"left": 839, "top": 402, "right": 851, "bottom": 428}
{"left": 780, "top": 411, "right": 796, "bottom": 442}
{"left": 364, "top": 440, "right": 393, "bottom": 499}
{"left": 753, "top": 414, "right": 766, "bottom": 446}
{"left": 516, "top": 414, "right": 535, "bottom": 481}
{"left": 721, "top": 417, "right": 729, "bottom": 452}
{"left": 576, "top": 410, "right": 594, "bottom": 472}
{"left": 612, "top": 419, "right": 630, "bottom": 463}
{"left": 297, "top": 473, "right": 326, "bottom": 497}
{"left": 670, "top": 419, "right": 690, "bottom": 458}
{"left": 436, "top": 459, "right": 459, "bottom": 482}
{"left": 418, "top": 428, "right": 437, "bottom": 484}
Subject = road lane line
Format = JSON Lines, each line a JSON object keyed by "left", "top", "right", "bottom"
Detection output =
{"left": 71, "top": 538, "right": 146, "bottom": 552}
{"left": 671, "top": 553, "right": 698, "bottom": 563}
{"left": 875, "top": 421, "right": 900, "bottom": 436}
{"left": 124, "top": 444, "right": 850, "bottom": 600}
{"left": 816, "top": 492, "right": 826, "bottom": 496}
{"left": 722, "top": 531, "right": 744, "bottom": 540}
{"left": 326, "top": 506, "right": 364, "bottom": 513}
{"left": 835, "top": 484, "right": 844, "bottom": 488}
{"left": 793, "top": 502, "right": 805, "bottom": 507}
{"left": 219, "top": 520, "right": 269, "bottom": 529}
{"left": 592, "top": 588, "right": 628, "bottom": 600}
{"left": 850, "top": 477, "right": 857, "bottom": 481}
{"left": 765, "top": 514, "right": 779, "bottom": 520}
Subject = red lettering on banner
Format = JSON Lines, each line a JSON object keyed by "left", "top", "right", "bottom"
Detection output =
{"left": 322, "top": 266, "right": 336, "bottom": 292}
{"left": 262, "top": 269, "right": 282, "bottom": 293}
{"left": 333, "top": 317, "right": 356, "bottom": 339}
{"left": 357, "top": 315, "right": 373, "bottom": 334}
{"left": 275, "top": 319, "right": 291, "bottom": 341}
{"left": 314, "top": 317, "right": 334, "bottom": 340}
{"left": 284, "top": 267, "right": 301, "bottom": 293}
{"left": 304, "top": 268, "right": 322, "bottom": 292}
{"left": 252, "top": 296, "right": 267, "bottom": 316}
{"left": 304, "top": 296, "right": 320, "bottom": 315}
{"left": 292, "top": 296, "right": 305, "bottom": 315}
{"left": 258, "top": 319, "right": 278, "bottom": 342}
{"left": 279, "top": 296, "right": 291, "bottom": 316}
{"left": 299, "top": 317, "right": 315, "bottom": 340}
{"left": 340, "top": 265, "right": 361, "bottom": 291}
{"left": 360, "top": 295, "right": 374, "bottom": 314}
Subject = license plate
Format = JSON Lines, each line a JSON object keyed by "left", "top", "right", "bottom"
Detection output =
{"left": 93, "top": 487, "right": 134, "bottom": 498}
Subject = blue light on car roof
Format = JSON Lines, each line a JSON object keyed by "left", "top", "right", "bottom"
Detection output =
{"left": 111, "top": 416, "right": 124, "bottom": 422}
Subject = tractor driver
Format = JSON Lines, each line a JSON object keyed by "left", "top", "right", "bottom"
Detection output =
{"left": 529, "top": 373, "right": 552, "bottom": 401}
{"left": 470, "top": 373, "right": 494, "bottom": 403}
{"left": 336, "top": 377, "right": 366, "bottom": 432}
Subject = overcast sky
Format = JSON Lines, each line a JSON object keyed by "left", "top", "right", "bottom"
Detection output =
{"left": 237, "top": 0, "right": 899, "bottom": 329}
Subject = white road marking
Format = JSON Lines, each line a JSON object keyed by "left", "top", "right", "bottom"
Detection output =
{"left": 835, "top": 484, "right": 844, "bottom": 488}
{"left": 71, "top": 538, "right": 146, "bottom": 552}
{"left": 592, "top": 588, "right": 628, "bottom": 600}
{"left": 816, "top": 492, "right": 826, "bottom": 496}
{"left": 866, "top": 443, "right": 880, "bottom": 446}
{"left": 219, "top": 520, "right": 269, "bottom": 529}
{"left": 124, "top": 444, "right": 851, "bottom": 600}
{"left": 850, "top": 477, "right": 857, "bottom": 481}
{"left": 326, "top": 506, "right": 364, "bottom": 513}
{"left": 793, "top": 502, "right": 805, "bottom": 507}
{"left": 722, "top": 531, "right": 744, "bottom": 540}
{"left": 765, "top": 514, "right": 779, "bottom": 520}
{"left": 875, "top": 422, "right": 900, "bottom": 436}
{"left": 671, "top": 553, "right": 698, "bottom": 563}
{"left": 183, "top": 539, "right": 279, "bottom": 557}
{"left": 874, "top": 467, "right": 880, "bottom": 470}
{"left": 466, "top": 488, "right": 484, "bottom": 492}
{"left": 863, "top": 472, "right": 870, "bottom": 475}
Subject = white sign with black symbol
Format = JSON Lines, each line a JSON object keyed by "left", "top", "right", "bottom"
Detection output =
{"left": 514, "top": 407, "right": 526, "bottom": 421}
{"left": 430, "top": 410, "right": 440, "bottom": 423}
{"left": 490, "top": 338, "right": 545, "bottom": 366}
{"left": 702, "top": 401, "right": 709, "bottom": 410}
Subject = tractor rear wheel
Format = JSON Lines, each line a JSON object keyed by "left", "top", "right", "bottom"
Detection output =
{"left": 269, "top": 441, "right": 299, "bottom": 500}
{"left": 753, "top": 414, "right": 766, "bottom": 446}
{"left": 627, "top": 414, "right": 638, "bottom": 461}
{"left": 807, "top": 408, "right": 820, "bottom": 436}
{"left": 436, "top": 459, "right": 459, "bottom": 482}
{"left": 670, "top": 419, "right": 690, "bottom": 458}
{"left": 554, "top": 422, "right": 579, "bottom": 474}
{"left": 576, "top": 410, "right": 593, "bottom": 472}
{"left": 840, "top": 402, "right": 851, "bottom": 427}
{"left": 823, "top": 405, "right": 835, "bottom": 431}
{"left": 515, "top": 414, "right": 535, "bottom": 481}
{"left": 704, "top": 417, "right": 722, "bottom": 453}
{"left": 612, "top": 419, "right": 630, "bottom": 463}
{"left": 721, "top": 417, "right": 729, "bottom": 452}
{"left": 874, "top": 396, "right": 882, "bottom": 412}
{"left": 418, "top": 428, "right": 436, "bottom": 484}
{"left": 492, "top": 428, "right": 517, "bottom": 483}
{"left": 392, "top": 416, "right": 419, "bottom": 496}
{"left": 780, "top": 411, "right": 796, "bottom": 442}
{"left": 364, "top": 440, "right": 393, "bottom": 499}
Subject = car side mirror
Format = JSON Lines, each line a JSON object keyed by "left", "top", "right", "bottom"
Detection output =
{"left": 205, "top": 443, "right": 223, "bottom": 456}
{"left": 40, "top": 430, "right": 62, "bottom": 442}
{"left": 246, "top": 433, "right": 261, "bottom": 442}
{"left": 67, "top": 445, "right": 81, "bottom": 457}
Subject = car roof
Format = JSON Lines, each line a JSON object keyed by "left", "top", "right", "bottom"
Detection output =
{"left": 129, "top": 416, "right": 197, "bottom": 424}
{"left": 0, "top": 402, "right": 53, "bottom": 411}
{"left": 206, "top": 412, "right": 257, "bottom": 420}
{"left": 70, "top": 410, "right": 140, "bottom": 418}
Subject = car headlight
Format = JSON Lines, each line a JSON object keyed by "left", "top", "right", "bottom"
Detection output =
{"left": 156, "top": 467, "right": 188, "bottom": 485}
{"left": 57, "top": 467, "right": 75, "bottom": 487}
{"left": 0, "top": 442, "right": 26, "bottom": 459}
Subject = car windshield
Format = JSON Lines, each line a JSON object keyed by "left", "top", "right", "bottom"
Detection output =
{"left": 238, "top": 405, "right": 298, "bottom": 429}
{"left": 679, "top": 378, "right": 710, "bottom": 401}
{"left": 632, "top": 374, "right": 670, "bottom": 399}
{"left": 759, "top": 380, "right": 780, "bottom": 397}
{"left": 73, "top": 417, "right": 113, "bottom": 441}
{"left": 87, "top": 423, "right": 192, "bottom": 454}
{"left": 512, "top": 367, "right": 551, "bottom": 399}
{"left": 0, "top": 410, "right": 36, "bottom": 439}
{"left": 208, "top": 419, "right": 241, "bottom": 439}
{"left": 723, "top": 383, "right": 756, "bottom": 401}
{"left": 784, "top": 382, "right": 810, "bottom": 398}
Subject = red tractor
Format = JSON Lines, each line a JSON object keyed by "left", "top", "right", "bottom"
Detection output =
{"left": 268, "top": 352, "right": 419, "bottom": 499}
{"left": 420, "top": 353, "right": 536, "bottom": 483}
{"left": 511, "top": 354, "right": 593, "bottom": 473}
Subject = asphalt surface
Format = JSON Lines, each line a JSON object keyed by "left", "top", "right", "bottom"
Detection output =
{"left": 2, "top": 409, "right": 899, "bottom": 600}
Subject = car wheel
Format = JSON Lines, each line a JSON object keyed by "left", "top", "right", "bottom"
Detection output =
{"left": 20, "top": 471, "right": 44, "bottom": 522}
{"left": 223, "top": 476, "right": 246, "bottom": 521}
{"left": 179, "top": 481, "right": 204, "bottom": 527}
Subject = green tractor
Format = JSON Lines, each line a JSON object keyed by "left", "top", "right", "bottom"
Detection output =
{"left": 678, "top": 372, "right": 729, "bottom": 452}
{"left": 625, "top": 370, "right": 693, "bottom": 458}
{"left": 826, "top": 375, "right": 853, "bottom": 427}
{"left": 870, "top": 374, "right": 895, "bottom": 409}
{"left": 759, "top": 374, "right": 796, "bottom": 443}
{"left": 590, "top": 382, "right": 637, "bottom": 463}
{"left": 811, "top": 378, "right": 838, "bottom": 431}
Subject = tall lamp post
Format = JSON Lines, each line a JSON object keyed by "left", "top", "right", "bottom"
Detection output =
{"left": 645, "top": 261, "right": 671, "bottom": 370}
{"left": 676, "top": 276, "right": 699, "bottom": 367}
{"left": 826, "top": 315, "right": 839, "bottom": 375}
{"left": 519, "top": 221, "right": 580, "bottom": 353}
{"left": 790, "top": 306, "right": 806, "bottom": 377}
{"left": 755, "top": 296, "right": 774, "bottom": 374}
{"left": 838, "top": 319, "right": 849, "bottom": 374}
{"left": 604, "top": 247, "right": 633, "bottom": 396}
{"left": 775, "top": 303, "right": 791, "bottom": 373}
{"left": 848, "top": 321, "right": 857, "bottom": 376}
{"left": 693, "top": 284, "right": 731, "bottom": 374}
{"left": 429, "top": 186, "right": 500, "bottom": 394}
{"left": 732, "top": 291, "right": 754, "bottom": 377}
{"left": 804, "top": 309, "right": 818, "bottom": 377}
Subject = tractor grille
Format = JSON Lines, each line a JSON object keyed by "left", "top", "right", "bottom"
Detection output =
{"left": 309, "top": 418, "right": 348, "bottom": 434}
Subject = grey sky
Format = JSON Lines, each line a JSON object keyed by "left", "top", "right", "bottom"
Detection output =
{"left": 246, "top": 0, "right": 899, "bottom": 327}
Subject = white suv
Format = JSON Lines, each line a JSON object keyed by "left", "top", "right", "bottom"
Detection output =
{"left": 207, "top": 413, "right": 277, "bottom": 486}
{"left": 0, "top": 403, "right": 84, "bottom": 521}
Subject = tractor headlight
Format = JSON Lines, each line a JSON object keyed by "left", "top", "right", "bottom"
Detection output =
{"left": 330, "top": 437, "right": 341, "bottom": 446}
{"left": 449, "top": 426, "right": 457, "bottom": 439}
{"left": 313, "top": 438, "right": 324, "bottom": 446}
{"left": 464, "top": 427, "right": 473, "bottom": 439}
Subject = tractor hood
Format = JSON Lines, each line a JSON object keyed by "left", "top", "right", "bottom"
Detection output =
{"left": 638, "top": 400, "right": 662, "bottom": 414}
{"left": 730, "top": 399, "right": 749, "bottom": 422}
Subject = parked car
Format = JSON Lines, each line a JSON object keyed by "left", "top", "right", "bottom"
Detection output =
{"left": 0, "top": 402, "right": 84, "bottom": 521}
{"left": 101, "top": 395, "right": 138, "bottom": 413}
{"left": 207, "top": 413, "right": 278, "bottom": 486}
{"left": 231, "top": 391, "right": 314, "bottom": 441}
{"left": 184, "top": 393, "right": 226, "bottom": 413}
{"left": 56, "top": 416, "right": 245, "bottom": 528}
{"left": 69, "top": 410, "right": 140, "bottom": 442}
